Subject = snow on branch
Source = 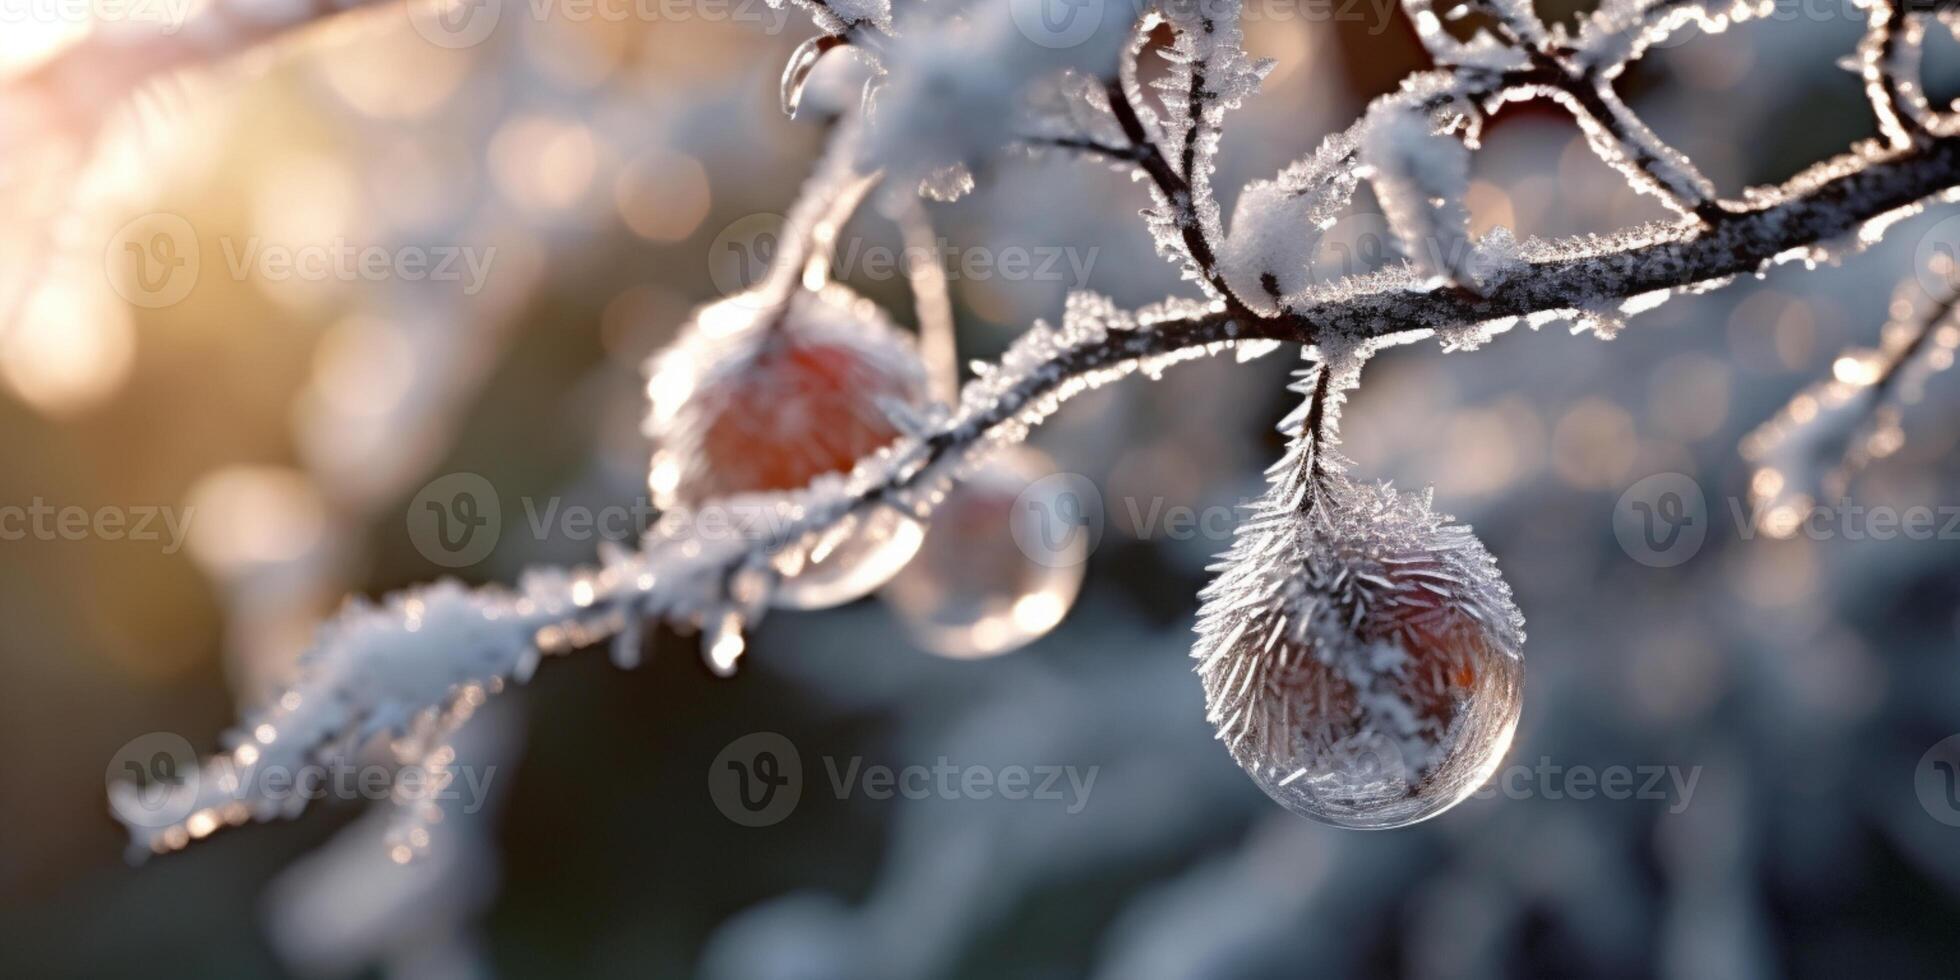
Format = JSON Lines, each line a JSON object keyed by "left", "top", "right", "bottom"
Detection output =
{"left": 1360, "top": 98, "right": 1477, "bottom": 288}
{"left": 120, "top": 117, "right": 1960, "bottom": 854}
{"left": 109, "top": 0, "right": 1960, "bottom": 853}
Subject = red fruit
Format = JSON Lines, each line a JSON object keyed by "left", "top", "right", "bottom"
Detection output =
{"left": 646, "top": 284, "right": 930, "bottom": 609}
{"left": 648, "top": 284, "right": 928, "bottom": 507}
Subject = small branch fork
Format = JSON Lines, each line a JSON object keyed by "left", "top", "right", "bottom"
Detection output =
{"left": 1100, "top": 77, "right": 1245, "bottom": 311}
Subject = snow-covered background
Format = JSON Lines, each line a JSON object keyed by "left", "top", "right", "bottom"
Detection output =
{"left": 3, "top": 4, "right": 1960, "bottom": 976}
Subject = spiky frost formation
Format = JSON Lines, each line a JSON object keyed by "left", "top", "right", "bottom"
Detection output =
{"left": 1194, "top": 363, "right": 1525, "bottom": 829}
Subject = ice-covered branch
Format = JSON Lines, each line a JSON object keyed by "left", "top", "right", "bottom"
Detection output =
{"left": 1741, "top": 274, "right": 1960, "bottom": 534}
{"left": 1405, "top": 0, "right": 1720, "bottom": 220}
{"left": 1525, "top": 61, "right": 1721, "bottom": 221}
{"left": 1149, "top": 2, "right": 1268, "bottom": 295}
{"left": 1105, "top": 77, "right": 1244, "bottom": 306}
{"left": 1024, "top": 12, "right": 1268, "bottom": 310}
{"left": 113, "top": 0, "right": 1960, "bottom": 856}
{"left": 1331, "top": 136, "right": 1960, "bottom": 341}
{"left": 118, "top": 116, "right": 1960, "bottom": 857}
{"left": 1859, "top": 0, "right": 1942, "bottom": 149}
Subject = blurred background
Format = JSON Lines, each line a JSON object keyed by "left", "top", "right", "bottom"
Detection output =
{"left": 4, "top": 2, "right": 1960, "bottom": 977}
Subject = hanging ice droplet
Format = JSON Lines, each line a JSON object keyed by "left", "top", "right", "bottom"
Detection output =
{"left": 1194, "top": 476, "right": 1524, "bottom": 828}
{"left": 645, "top": 284, "right": 929, "bottom": 609}
{"left": 880, "top": 446, "right": 1086, "bottom": 659}
{"left": 780, "top": 35, "right": 846, "bottom": 119}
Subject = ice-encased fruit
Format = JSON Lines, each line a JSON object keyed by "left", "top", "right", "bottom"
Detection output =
{"left": 1194, "top": 477, "right": 1524, "bottom": 829}
{"left": 646, "top": 284, "right": 929, "bottom": 609}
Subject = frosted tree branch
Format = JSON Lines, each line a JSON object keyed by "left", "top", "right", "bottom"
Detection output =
{"left": 1412, "top": 0, "right": 1720, "bottom": 220}
{"left": 109, "top": 0, "right": 1960, "bottom": 854}
{"left": 1741, "top": 273, "right": 1960, "bottom": 532}
{"left": 1859, "top": 0, "right": 1948, "bottom": 148}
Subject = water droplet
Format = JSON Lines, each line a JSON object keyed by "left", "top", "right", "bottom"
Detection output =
{"left": 881, "top": 447, "right": 1084, "bottom": 658}
{"left": 774, "top": 508, "right": 924, "bottom": 610}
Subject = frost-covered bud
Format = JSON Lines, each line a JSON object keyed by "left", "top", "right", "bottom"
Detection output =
{"left": 1220, "top": 181, "right": 1324, "bottom": 310}
{"left": 646, "top": 284, "right": 930, "bottom": 609}
{"left": 1194, "top": 477, "right": 1524, "bottom": 828}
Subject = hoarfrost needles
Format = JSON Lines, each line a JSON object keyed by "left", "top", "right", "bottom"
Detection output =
{"left": 1193, "top": 355, "right": 1526, "bottom": 828}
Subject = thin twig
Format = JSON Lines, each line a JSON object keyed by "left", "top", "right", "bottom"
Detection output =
{"left": 898, "top": 200, "right": 961, "bottom": 402}
{"left": 1102, "top": 78, "right": 1248, "bottom": 313}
